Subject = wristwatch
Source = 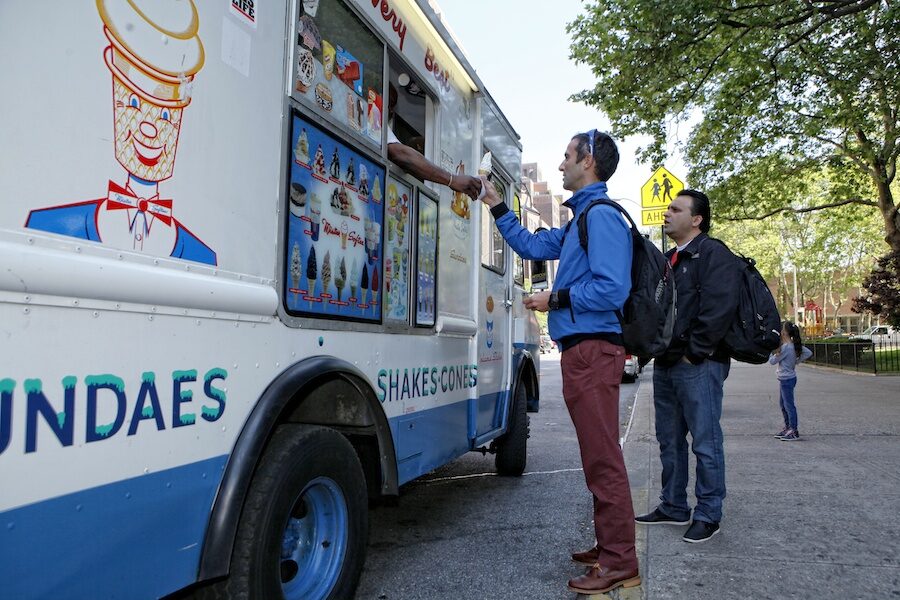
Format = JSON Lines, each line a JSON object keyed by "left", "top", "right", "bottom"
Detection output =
{"left": 548, "top": 291, "right": 560, "bottom": 311}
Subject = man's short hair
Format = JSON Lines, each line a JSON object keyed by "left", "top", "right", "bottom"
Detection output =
{"left": 573, "top": 131, "right": 619, "bottom": 182}
{"left": 677, "top": 189, "right": 711, "bottom": 233}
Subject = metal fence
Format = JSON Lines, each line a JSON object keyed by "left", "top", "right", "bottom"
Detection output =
{"left": 805, "top": 337, "right": 900, "bottom": 374}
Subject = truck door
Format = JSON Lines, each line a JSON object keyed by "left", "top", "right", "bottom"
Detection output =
{"left": 474, "top": 173, "right": 512, "bottom": 443}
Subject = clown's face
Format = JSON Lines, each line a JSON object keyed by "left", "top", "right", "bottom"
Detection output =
{"left": 112, "top": 77, "right": 184, "bottom": 182}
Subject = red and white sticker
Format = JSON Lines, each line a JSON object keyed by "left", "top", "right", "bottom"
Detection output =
{"left": 230, "top": 0, "right": 258, "bottom": 28}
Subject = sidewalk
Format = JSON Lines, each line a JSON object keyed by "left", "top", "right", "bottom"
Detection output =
{"left": 611, "top": 361, "right": 900, "bottom": 599}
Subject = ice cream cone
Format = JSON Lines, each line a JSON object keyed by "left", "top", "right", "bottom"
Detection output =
{"left": 307, "top": 278, "right": 316, "bottom": 307}
{"left": 97, "top": 0, "right": 205, "bottom": 182}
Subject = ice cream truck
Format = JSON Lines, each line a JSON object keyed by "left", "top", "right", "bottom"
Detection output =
{"left": 0, "top": 0, "right": 542, "bottom": 598}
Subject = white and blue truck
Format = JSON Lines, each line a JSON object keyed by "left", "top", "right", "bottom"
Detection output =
{"left": 0, "top": 0, "right": 542, "bottom": 597}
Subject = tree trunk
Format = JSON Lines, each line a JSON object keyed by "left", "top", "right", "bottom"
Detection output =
{"left": 874, "top": 168, "right": 900, "bottom": 252}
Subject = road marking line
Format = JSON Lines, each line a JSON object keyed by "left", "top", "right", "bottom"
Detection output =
{"left": 620, "top": 377, "right": 641, "bottom": 447}
{"left": 423, "top": 467, "right": 584, "bottom": 484}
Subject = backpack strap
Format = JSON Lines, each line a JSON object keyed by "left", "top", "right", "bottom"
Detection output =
{"left": 575, "top": 198, "right": 638, "bottom": 251}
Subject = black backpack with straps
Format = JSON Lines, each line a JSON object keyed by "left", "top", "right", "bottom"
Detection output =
{"left": 571, "top": 199, "right": 676, "bottom": 359}
{"left": 699, "top": 238, "right": 782, "bottom": 364}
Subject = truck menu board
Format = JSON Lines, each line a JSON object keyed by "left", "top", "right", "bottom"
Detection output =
{"left": 286, "top": 112, "right": 385, "bottom": 322}
{"left": 383, "top": 176, "right": 412, "bottom": 323}
{"left": 416, "top": 194, "right": 438, "bottom": 326}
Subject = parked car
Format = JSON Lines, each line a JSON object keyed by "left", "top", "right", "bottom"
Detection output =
{"left": 622, "top": 354, "right": 641, "bottom": 382}
{"left": 540, "top": 334, "right": 556, "bottom": 353}
{"left": 850, "top": 325, "right": 900, "bottom": 344}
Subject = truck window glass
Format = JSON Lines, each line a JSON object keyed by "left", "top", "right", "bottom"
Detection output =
{"left": 513, "top": 192, "right": 525, "bottom": 285}
{"left": 480, "top": 177, "right": 507, "bottom": 273}
{"left": 293, "top": 0, "right": 385, "bottom": 146}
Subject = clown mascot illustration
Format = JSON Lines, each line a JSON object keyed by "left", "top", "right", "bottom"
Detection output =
{"left": 25, "top": 0, "right": 216, "bottom": 265}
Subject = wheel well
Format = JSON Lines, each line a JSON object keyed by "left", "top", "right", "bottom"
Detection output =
{"left": 282, "top": 374, "right": 385, "bottom": 502}
{"left": 517, "top": 352, "right": 540, "bottom": 412}
{"left": 198, "top": 357, "right": 397, "bottom": 582}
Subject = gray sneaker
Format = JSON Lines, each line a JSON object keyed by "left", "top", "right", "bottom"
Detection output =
{"left": 779, "top": 429, "right": 800, "bottom": 441}
{"left": 682, "top": 520, "right": 720, "bottom": 543}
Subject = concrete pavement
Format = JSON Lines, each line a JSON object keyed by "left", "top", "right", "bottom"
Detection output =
{"left": 607, "top": 361, "right": 900, "bottom": 599}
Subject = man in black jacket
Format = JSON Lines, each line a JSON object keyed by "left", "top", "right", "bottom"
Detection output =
{"left": 635, "top": 189, "right": 739, "bottom": 543}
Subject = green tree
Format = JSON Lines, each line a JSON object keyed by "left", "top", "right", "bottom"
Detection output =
{"left": 853, "top": 250, "right": 900, "bottom": 327}
{"left": 568, "top": 0, "right": 900, "bottom": 251}
{"left": 715, "top": 196, "right": 882, "bottom": 322}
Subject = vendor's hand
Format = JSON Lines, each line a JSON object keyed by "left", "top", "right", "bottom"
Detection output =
{"left": 478, "top": 175, "right": 502, "bottom": 207}
{"left": 523, "top": 291, "right": 551, "bottom": 312}
{"left": 450, "top": 174, "right": 482, "bottom": 199}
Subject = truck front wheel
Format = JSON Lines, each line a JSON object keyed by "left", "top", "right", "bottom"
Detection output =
{"left": 213, "top": 424, "right": 368, "bottom": 600}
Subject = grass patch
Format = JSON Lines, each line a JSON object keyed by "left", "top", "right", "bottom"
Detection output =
{"left": 873, "top": 349, "right": 900, "bottom": 373}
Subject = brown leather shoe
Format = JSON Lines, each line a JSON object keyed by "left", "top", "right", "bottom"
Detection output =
{"left": 567, "top": 564, "right": 641, "bottom": 594}
{"left": 570, "top": 545, "right": 600, "bottom": 566}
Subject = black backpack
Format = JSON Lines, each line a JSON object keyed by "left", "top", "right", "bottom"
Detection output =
{"left": 702, "top": 239, "right": 782, "bottom": 364}
{"left": 573, "top": 199, "right": 676, "bottom": 359}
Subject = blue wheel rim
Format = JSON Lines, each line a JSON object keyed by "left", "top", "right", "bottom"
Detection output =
{"left": 279, "top": 476, "right": 348, "bottom": 599}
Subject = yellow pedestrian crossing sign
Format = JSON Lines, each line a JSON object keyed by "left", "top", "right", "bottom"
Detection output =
{"left": 641, "top": 167, "right": 683, "bottom": 226}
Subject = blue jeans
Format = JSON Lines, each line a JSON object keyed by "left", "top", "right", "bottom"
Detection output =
{"left": 653, "top": 359, "right": 730, "bottom": 524}
{"left": 779, "top": 377, "right": 798, "bottom": 430}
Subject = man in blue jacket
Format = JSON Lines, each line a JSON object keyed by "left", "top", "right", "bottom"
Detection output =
{"left": 479, "top": 130, "right": 639, "bottom": 595}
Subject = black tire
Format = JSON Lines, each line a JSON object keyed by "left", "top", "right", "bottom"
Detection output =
{"left": 494, "top": 383, "right": 529, "bottom": 476}
{"left": 203, "top": 425, "right": 368, "bottom": 600}
{"left": 622, "top": 373, "right": 636, "bottom": 383}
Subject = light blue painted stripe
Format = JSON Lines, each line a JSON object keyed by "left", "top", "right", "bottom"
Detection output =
{"left": 1, "top": 390, "right": 518, "bottom": 598}
{"left": 1, "top": 455, "right": 228, "bottom": 600}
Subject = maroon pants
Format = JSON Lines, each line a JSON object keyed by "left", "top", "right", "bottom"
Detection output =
{"left": 561, "top": 339, "right": 637, "bottom": 571}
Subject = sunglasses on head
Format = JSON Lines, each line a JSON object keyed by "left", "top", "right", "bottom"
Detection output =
{"left": 581, "top": 128, "right": 597, "bottom": 161}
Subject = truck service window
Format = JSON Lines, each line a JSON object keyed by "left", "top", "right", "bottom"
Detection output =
{"left": 388, "top": 55, "right": 430, "bottom": 162}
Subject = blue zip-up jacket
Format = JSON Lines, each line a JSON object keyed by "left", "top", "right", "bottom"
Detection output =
{"left": 490, "top": 181, "right": 631, "bottom": 346}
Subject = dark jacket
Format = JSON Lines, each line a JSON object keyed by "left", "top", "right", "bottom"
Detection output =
{"left": 657, "top": 233, "right": 740, "bottom": 367}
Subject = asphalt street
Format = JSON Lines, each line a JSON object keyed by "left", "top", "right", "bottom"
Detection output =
{"left": 356, "top": 351, "right": 639, "bottom": 599}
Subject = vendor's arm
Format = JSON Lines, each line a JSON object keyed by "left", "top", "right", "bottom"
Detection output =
{"left": 387, "top": 141, "right": 481, "bottom": 198}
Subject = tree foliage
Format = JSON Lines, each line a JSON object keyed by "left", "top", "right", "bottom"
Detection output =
{"left": 714, "top": 199, "right": 882, "bottom": 320}
{"left": 853, "top": 250, "right": 900, "bottom": 327}
{"left": 568, "top": 0, "right": 900, "bottom": 251}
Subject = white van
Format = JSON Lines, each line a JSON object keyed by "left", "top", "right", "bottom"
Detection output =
{"left": 851, "top": 325, "right": 900, "bottom": 344}
{"left": 0, "top": 1, "right": 541, "bottom": 597}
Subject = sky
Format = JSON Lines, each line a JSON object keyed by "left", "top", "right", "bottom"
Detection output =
{"left": 434, "top": 0, "right": 689, "bottom": 224}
